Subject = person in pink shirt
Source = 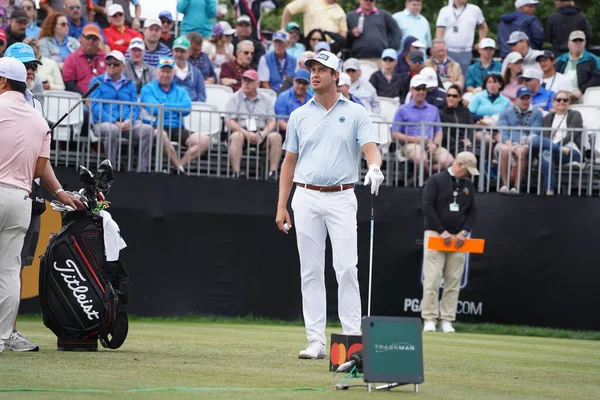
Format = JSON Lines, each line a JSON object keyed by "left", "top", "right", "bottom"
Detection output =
{"left": 0, "top": 57, "right": 51, "bottom": 353}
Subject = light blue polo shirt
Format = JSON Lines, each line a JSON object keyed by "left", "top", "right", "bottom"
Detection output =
{"left": 283, "top": 94, "right": 378, "bottom": 186}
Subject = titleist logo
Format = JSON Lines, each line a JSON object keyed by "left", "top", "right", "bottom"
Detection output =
{"left": 53, "top": 260, "right": 100, "bottom": 321}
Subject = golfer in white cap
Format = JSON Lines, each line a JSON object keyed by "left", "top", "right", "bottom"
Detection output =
{"left": 0, "top": 57, "right": 51, "bottom": 353}
{"left": 276, "top": 51, "right": 384, "bottom": 359}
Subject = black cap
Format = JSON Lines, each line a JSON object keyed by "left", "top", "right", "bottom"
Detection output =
{"left": 409, "top": 50, "right": 424, "bottom": 60}
{"left": 536, "top": 50, "right": 555, "bottom": 62}
{"left": 10, "top": 10, "right": 28, "bottom": 21}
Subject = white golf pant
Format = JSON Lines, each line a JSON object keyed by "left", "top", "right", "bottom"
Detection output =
{"left": 0, "top": 184, "right": 31, "bottom": 350}
{"left": 291, "top": 186, "right": 361, "bottom": 345}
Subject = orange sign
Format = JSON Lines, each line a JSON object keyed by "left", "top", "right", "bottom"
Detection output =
{"left": 427, "top": 237, "right": 485, "bottom": 254}
{"left": 21, "top": 203, "right": 62, "bottom": 299}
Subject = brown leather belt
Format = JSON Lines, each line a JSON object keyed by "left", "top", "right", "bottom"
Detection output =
{"left": 296, "top": 183, "right": 355, "bottom": 192}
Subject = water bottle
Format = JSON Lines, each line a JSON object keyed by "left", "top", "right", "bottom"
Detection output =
{"left": 358, "top": 13, "right": 364, "bottom": 35}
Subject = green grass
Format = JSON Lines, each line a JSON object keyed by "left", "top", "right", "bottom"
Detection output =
{"left": 2, "top": 318, "right": 600, "bottom": 400}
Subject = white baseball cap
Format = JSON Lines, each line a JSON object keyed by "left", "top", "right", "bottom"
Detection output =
{"left": 343, "top": 58, "right": 360, "bottom": 71}
{"left": 410, "top": 75, "right": 427, "bottom": 89}
{"left": 128, "top": 37, "right": 145, "bottom": 51}
{"left": 304, "top": 51, "right": 342, "bottom": 72}
{"left": 105, "top": 50, "right": 126, "bottom": 63}
{"left": 337, "top": 72, "right": 351, "bottom": 87}
{"left": 505, "top": 51, "right": 524, "bottom": 65}
{"left": 412, "top": 40, "right": 426, "bottom": 49}
{"left": 479, "top": 38, "right": 496, "bottom": 49}
{"left": 143, "top": 18, "right": 161, "bottom": 29}
{"left": 521, "top": 67, "right": 542, "bottom": 81}
{"left": 419, "top": 67, "right": 438, "bottom": 89}
{"left": 515, "top": 0, "right": 539, "bottom": 9}
{"left": 0, "top": 56, "right": 27, "bottom": 83}
{"left": 107, "top": 4, "right": 124, "bottom": 16}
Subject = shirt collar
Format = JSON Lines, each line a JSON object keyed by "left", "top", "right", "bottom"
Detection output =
{"left": 357, "top": 7, "right": 379, "bottom": 15}
{"left": 403, "top": 9, "right": 421, "bottom": 18}
{"left": 104, "top": 72, "right": 126, "bottom": 84}
{"left": 409, "top": 100, "right": 427, "bottom": 109}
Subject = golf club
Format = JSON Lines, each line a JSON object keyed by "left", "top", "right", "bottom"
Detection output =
{"left": 367, "top": 193, "right": 374, "bottom": 317}
{"left": 48, "top": 80, "right": 101, "bottom": 134}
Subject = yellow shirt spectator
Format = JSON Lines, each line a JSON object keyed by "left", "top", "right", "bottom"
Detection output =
{"left": 282, "top": 0, "right": 348, "bottom": 37}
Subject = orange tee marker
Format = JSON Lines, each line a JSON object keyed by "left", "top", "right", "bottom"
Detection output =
{"left": 428, "top": 237, "right": 485, "bottom": 254}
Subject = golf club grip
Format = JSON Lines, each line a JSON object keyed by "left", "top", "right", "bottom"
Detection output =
{"left": 48, "top": 81, "right": 101, "bottom": 133}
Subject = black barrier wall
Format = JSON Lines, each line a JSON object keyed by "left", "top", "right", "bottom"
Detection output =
{"left": 20, "top": 168, "right": 600, "bottom": 331}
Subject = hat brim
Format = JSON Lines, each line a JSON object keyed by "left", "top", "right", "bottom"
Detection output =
{"left": 304, "top": 58, "right": 334, "bottom": 70}
{"left": 18, "top": 57, "right": 42, "bottom": 65}
{"left": 467, "top": 166, "right": 480, "bottom": 176}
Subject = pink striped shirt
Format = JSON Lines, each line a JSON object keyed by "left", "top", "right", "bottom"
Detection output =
{"left": 0, "top": 91, "right": 51, "bottom": 193}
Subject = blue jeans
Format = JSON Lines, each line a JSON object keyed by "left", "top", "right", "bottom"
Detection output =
{"left": 530, "top": 136, "right": 581, "bottom": 191}
{"left": 447, "top": 50, "right": 472, "bottom": 79}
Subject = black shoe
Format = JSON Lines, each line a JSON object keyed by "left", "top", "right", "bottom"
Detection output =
{"left": 232, "top": 171, "right": 246, "bottom": 179}
{"left": 268, "top": 171, "right": 277, "bottom": 181}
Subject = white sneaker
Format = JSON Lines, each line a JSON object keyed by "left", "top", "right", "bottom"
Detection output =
{"left": 7, "top": 330, "right": 39, "bottom": 352}
{"left": 499, "top": 185, "right": 508, "bottom": 193}
{"left": 509, "top": 187, "right": 518, "bottom": 194}
{"left": 440, "top": 320, "right": 456, "bottom": 333}
{"left": 298, "top": 340, "right": 326, "bottom": 359}
{"left": 423, "top": 320, "right": 436, "bottom": 332}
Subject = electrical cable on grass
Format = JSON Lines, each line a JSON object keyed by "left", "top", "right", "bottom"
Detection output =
{"left": 0, "top": 387, "right": 328, "bottom": 393}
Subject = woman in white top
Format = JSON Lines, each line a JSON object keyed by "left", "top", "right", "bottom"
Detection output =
{"left": 23, "top": 37, "right": 65, "bottom": 92}
{"left": 203, "top": 22, "right": 235, "bottom": 77}
{"left": 532, "top": 90, "right": 583, "bottom": 195}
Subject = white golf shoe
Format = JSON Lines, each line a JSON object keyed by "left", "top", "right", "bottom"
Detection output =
{"left": 298, "top": 340, "right": 327, "bottom": 359}
{"left": 423, "top": 320, "right": 437, "bottom": 332}
{"left": 440, "top": 320, "right": 456, "bottom": 333}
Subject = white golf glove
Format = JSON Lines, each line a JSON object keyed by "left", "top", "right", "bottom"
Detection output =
{"left": 364, "top": 164, "right": 384, "bottom": 195}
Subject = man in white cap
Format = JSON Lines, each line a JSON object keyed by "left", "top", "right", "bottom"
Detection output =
{"left": 0, "top": 57, "right": 52, "bottom": 353}
{"left": 102, "top": 3, "right": 142, "bottom": 54}
{"left": 465, "top": 38, "right": 502, "bottom": 93}
{"left": 435, "top": 0, "right": 488, "bottom": 77}
{"left": 123, "top": 37, "right": 156, "bottom": 96}
{"left": 520, "top": 67, "right": 554, "bottom": 112}
{"left": 126, "top": 18, "right": 172, "bottom": 68}
{"left": 258, "top": 31, "right": 297, "bottom": 93}
{"left": 421, "top": 151, "right": 479, "bottom": 334}
{"left": 498, "top": 0, "right": 544, "bottom": 58}
{"left": 392, "top": 75, "right": 453, "bottom": 177}
{"left": 276, "top": 51, "right": 383, "bottom": 359}
{"left": 343, "top": 57, "right": 380, "bottom": 114}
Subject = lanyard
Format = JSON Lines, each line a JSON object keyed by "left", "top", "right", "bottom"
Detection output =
{"left": 276, "top": 54, "right": 289, "bottom": 79}
{"left": 551, "top": 113, "right": 568, "bottom": 139}
{"left": 244, "top": 97, "right": 257, "bottom": 114}
{"left": 452, "top": 5, "right": 467, "bottom": 23}
{"left": 447, "top": 172, "right": 462, "bottom": 203}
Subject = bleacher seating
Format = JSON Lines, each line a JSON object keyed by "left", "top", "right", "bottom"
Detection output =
{"left": 205, "top": 84, "right": 234, "bottom": 112}
{"left": 359, "top": 60, "right": 378, "bottom": 82}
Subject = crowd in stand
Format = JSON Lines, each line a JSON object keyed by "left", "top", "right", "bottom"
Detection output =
{"left": 0, "top": 0, "right": 598, "bottom": 194}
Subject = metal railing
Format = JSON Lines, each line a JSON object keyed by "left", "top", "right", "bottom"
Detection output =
{"left": 41, "top": 94, "right": 600, "bottom": 197}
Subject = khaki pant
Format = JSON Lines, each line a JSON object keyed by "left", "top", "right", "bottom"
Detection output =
{"left": 421, "top": 230, "right": 466, "bottom": 322}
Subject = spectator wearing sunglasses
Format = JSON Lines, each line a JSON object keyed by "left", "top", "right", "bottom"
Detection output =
{"left": 369, "top": 48, "right": 405, "bottom": 99}
{"left": 64, "top": 0, "right": 96, "bottom": 39}
{"left": 555, "top": 31, "right": 600, "bottom": 104}
{"left": 537, "top": 50, "right": 572, "bottom": 94}
{"left": 343, "top": 58, "right": 380, "bottom": 114}
{"left": 498, "top": 0, "right": 544, "bottom": 58}
{"left": 346, "top": 0, "right": 401, "bottom": 64}
{"left": 465, "top": 38, "right": 502, "bottom": 93}
{"left": 40, "top": 0, "right": 88, "bottom": 17}
{"left": 534, "top": 90, "right": 583, "bottom": 195}
{"left": 519, "top": 68, "right": 554, "bottom": 113}
{"left": 62, "top": 24, "right": 106, "bottom": 94}
{"left": 6, "top": 9, "right": 27, "bottom": 47}
{"left": 501, "top": 31, "right": 543, "bottom": 76}
{"left": 231, "top": 15, "right": 265, "bottom": 70}
{"left": 547, "top": 1, "right": 591, "bottom": 57}
{"left": 102, "top": 4, "right": 141, "bottom": 54}
{"left": 275, "top": 69, "right": 313, "bottom": 136}
{"left": 38, "top": 13, "right": 80, "bottom": 70}
{"left": 439, "top": 85, "right": 475, "bottom": 161}
{"left": 276, "top": 50, "right": 315, "bottom": 95}
{"left": 220, "top": 40, "right": 255, "bottom": 92}
{"left": 23, "top": 37, "right": 65, "bottom": 92}
{"left": 395, "top": 36, "right": 426, "bottom": 75}
{"left": 20, "top": 0, "right": 40, "bottom": 39}
{"left": 158, "top": 11, "right": 175, "bottom": 49}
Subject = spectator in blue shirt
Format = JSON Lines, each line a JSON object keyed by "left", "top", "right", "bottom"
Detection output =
{"left": 172, "top": 36, "right": 206, "bottom": 103}
{"left": 519, "top": 67, "right": 554, "bottom": 113}
{"left": 468, "top": 73, "right": 511, "bottom": 120}
{"left": 22, "top": 0, "right": 40, "bottom": 39}
{"left": 89, "top": 50, "right": 153, "bottom": 172}
{"left": 497, "top": 86, "right": 543, "bottom": 193}
{"left": 466, "top": 38, "right": 502, "bottom": 92}
{"left": 187, "top": 32, "right": 217, "bottom": 84}
{"left": 274, "top": 69, "right": 313, "bottom": 135}
{"left": 392, "top": 75, "right": 454, "bottom": 175}
{"left": 125, "top": 18, "right": 172, "bottom": 68}
{"left": 258, "top": 31, "right": 296, "bottom": 93}
{"left": 177, "top": 0, "right": 217, "bottom": 38}
{"left": 393, "top": 0, "right": 432, "bottom": 54}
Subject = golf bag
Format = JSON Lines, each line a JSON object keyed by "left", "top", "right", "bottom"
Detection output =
{"left": 39, "top": 161, "right": 129, "bottom": 351}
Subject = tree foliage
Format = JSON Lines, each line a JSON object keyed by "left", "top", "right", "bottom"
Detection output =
{"left": 260, "top": 0, "right": 600, "bottom": 45}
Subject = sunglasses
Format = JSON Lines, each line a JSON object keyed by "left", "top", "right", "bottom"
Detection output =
{"left": 295, "top": 80, "right": 309, "bottom": 86}
{"left": 519, "top": 77, "right": 533, "bottom": 82}
{"left": 112, "top": 13, "right": 124, "bottom": 17}
{"left": 411, "top": 58, "right": 424, "bottom": 64}
{"left": 160, "top": 19, "right": 171, "bottom": 24}
{"left": 382, "top": 57, "right": 395, "bottom": 62}
{"left": 106, "top": 61, "right": 122, "bottom": 67}
{"left": 69, "top": 5, "right": 81, "bottom": 10}
{"left": 446, "top": 93, "right": 459, "bottom": 98}
{"left": 83, "top": 34, "right": 100, "bottom": 41}
{"left": 243, "top": 51, "right": 254, "bottom": 55}
{"left": 23, "top": 62, "right": 38, "bottom": 71}
{"left": 57, "top": 22, "right": 68, "bottom": 27}
{"left": 346, "top": 69, "right": 357, "bottom": 73}
{"left": 413, "top": 86, "right": 427, "bottom": 92}
{"left": 555, "top": 97, "right": 569, "bottom": 103}
{"left": 0, "top": 41, "right": 4, "bottom": 46}
{"left": 23, "top": 6, "right": 34, "bottom": 11}
{"left": 310, "top": 38, "right": 323, "bottom": 42}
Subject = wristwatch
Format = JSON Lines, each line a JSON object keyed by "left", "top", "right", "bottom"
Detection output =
{"left": 54, "top": 188, "right": 65, "bottom": 197}
{"left": 461, "top": 230, "right": 469, "bottom": 236}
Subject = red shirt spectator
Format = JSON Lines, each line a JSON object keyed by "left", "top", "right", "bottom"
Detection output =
{"left": 102, "top": 3, "right": 141, "bottom": 54}
{"left": 62, "top": 24, "right": 107, "bottom": 93}
{"left": 219, "top": 40, "right": 254, "bottom": 92}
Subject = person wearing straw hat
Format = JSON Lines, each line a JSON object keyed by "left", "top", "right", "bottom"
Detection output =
{"left": 275, "top": 51, "right": 383, "bottom": 359}
{"left": 421, "top": 151, "right": 479, "bottom": 334}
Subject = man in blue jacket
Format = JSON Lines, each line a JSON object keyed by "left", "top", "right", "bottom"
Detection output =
{"left": 172, "top": 36, "right": 206, "bottom": 102}
{"left": 498, "top": 0, "right": 544, "bottom": 58}
{"left": 141, "top": 56, "right": 210, "bottom": 174}
{"left": 177, "top": 0, "right": 217, "bottom": 38}
{"left": 89, "top": 50, "right": 153, "bottom": 172}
